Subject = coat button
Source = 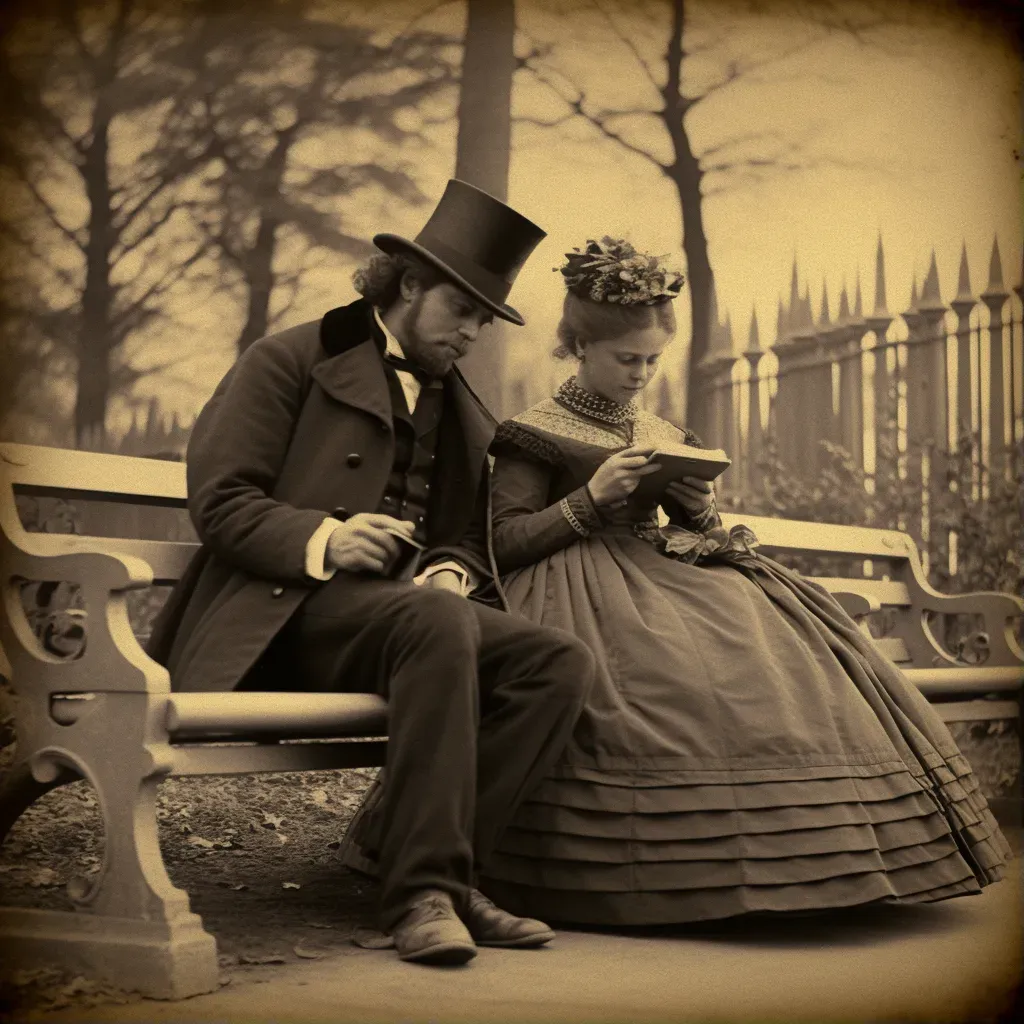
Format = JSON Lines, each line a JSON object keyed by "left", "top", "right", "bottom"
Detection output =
{"left": 332, "top": 506, "right": 349, "bottom": 521}
{"left": 346, "top": 453, "right": 362, "bottom": 468}
{"left": 271, "top": 586, "right": 285, "bottom": 598}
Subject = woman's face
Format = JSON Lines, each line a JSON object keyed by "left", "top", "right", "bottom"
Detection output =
{"left": 575, "top": 324, "right": 672, "bottom": 405}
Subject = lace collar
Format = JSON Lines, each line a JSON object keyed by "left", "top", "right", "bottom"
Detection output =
{"left": 554, "top": 376, "right": 637, "bottom": 426}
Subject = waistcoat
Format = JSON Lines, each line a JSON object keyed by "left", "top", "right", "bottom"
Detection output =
{"left": 376, "top": 368, "right": 445, "bottom": 544}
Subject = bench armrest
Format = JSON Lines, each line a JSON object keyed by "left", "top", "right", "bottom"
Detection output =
{"left": 1, "top": 493, "right": 171, "bottom": 697}
{"left": 899, "top": 549, "right": 1024, "bottom": 668}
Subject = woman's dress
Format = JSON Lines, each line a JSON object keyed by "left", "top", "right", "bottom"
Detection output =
{"left": 473, "top": 378, "right": 1010, "bottom": 926}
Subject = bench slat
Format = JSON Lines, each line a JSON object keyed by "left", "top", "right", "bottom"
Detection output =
{"left": 721, "top": 513, "right": 915, "bottom": 560}
{"left": 2, "top": 442, "right": 187, "bottom": 504}
{"left": 933, "top": 700, "right": 1021, "bottom": 723}
{"left": 169, "top": 738, "right": 387, "bottom": 776}
{"left": 810, "top": 578, "right": 912, "bottom": 606}
{"left": 903, "top": 666, "right": 1024, "bottom": 697}
{"left": 874, "top": 637, "right": 911, "bottom": 662}
{"left": 166, "top": 692, "right": 389, "bottom": 740}
{"left": 19, "top": 534, "right": 198, "bottom": 584}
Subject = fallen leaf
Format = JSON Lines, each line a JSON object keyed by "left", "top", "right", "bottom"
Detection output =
{"left": 276, "top": 832, "right": 289, "bottom": 844}
{"left": 307, "top": 922, "right": 334, "bottom": 929}
{"left": 238, "top": 953, "right": 286, "bottom": 966}
{"left": 293, "top": 944, "right": 326, "bottom": 960}
{"left": 261, "top": 813, "right": 284, "bottom": 830}
{"left": 282, "top": 881, "right": 301, "bottom": 889}
{"left": 27, "top": 866, "right": 61, "bottom": 887}
{"left": 310, "top": 789, "right": 329, "bottom": 808}
{"left": 187, "top": 836, "right": 216, "bottom": 849}
{"left": 232, "top": 883, "right": 249, "bottom": 891}
{"left": 352, "top": 927, "right": 395, "bottom": 950}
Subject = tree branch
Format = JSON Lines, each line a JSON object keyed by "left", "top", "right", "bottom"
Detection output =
{"left": 6, "top": 164, "right": 86, "bottom": 248}
{"left": 590, "top": 0, "right": 661, "bottom": 93}
{"left": 109, "top": 243, "right": 210, "bottom": 345}
{"left": 519, "top": 56, "right": 666, "bottom": 169}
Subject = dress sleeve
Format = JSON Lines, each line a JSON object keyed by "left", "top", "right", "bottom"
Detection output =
{"left": 489, "top": 421, "right": 602, "bottom": 574}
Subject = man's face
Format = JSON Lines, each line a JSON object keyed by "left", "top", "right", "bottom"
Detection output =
{"left": 396, "top": 278, "right": 495, "bottom": 377}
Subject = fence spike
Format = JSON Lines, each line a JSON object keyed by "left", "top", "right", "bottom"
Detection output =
{"left": 818, "top": 280, "right": 831, "bottom": 327}
{"left": 874, "top": 234, "right": 888, "bottom": 315}
{"left": 984, "top": 236, "right": 1006, "bottom": 295}
{"left": 853, "top": 271, "right": 863, "bottom": 320}
{"left": 920, "top": 250, "right": 943, "bottom": 308}
{"left": 775, "top": 296, "right": 786, "bottom": 343}
{"left": 838, "top": 280, "right": 851, "bottom": 323}
{"left": 748, "top": 306, "right": 761, "bottom": 352}
{"left": 955, "top": 242, "right": 973, "bottom": 300}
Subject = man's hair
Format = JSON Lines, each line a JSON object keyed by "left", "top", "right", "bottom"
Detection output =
{"left": 352, "top": 251, "right": 447, "bottom": 310}
{"left": 553, "top": 291, "right": 676, "bottom": 359}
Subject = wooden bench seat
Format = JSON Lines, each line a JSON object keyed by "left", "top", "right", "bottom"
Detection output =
{"left": 1, "top": 441, "right": 1021, "bottom": 999}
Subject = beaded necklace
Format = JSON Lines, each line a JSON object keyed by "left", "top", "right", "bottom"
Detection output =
{"left": 554, "top": 376, "right": 637, "bottom": 428}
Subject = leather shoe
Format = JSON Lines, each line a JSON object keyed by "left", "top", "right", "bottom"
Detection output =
{"left": 464, "top": 889, "right": 556, "bottom": 948}
{"left": 391, "top": 890, "right": 477, "bottom": 965}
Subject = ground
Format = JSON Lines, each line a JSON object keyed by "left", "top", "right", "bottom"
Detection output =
{"left": 0, "top": 726, "right": 1020, "bottom": 1020}
{"left": 0, "top": 768, "right": 379, "bottom": 1016}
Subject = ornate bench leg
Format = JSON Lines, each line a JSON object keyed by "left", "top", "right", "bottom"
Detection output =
{"left": 0, "top": 727, "right": 219, "bottom": 1000}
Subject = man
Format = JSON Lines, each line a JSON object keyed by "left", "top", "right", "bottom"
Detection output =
{"left": 147, "top": 180, "right": 596, "bottom": 966}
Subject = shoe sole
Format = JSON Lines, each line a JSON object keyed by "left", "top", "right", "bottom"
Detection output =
{"left": 399, "top": 941, "right": 478, "bottom": 965}
{"left": 476, "top": 930, "right": 556, "bottom": 948}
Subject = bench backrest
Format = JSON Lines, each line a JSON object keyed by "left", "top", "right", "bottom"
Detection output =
{"left": 1, "top": 442, "right": 926, "bottom": 663}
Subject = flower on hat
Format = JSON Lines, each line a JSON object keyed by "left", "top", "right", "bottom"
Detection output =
{"left": 556, "top": 237, "right": 685, "bottom": 306}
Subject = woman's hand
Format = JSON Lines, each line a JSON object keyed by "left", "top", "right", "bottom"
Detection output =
{"left": 325, "top": 513, "right": 415, "bottom": 573}
{"left": 664, "top": 477, "right": 715, "bottom": 516}
{"left": 587, "top": 446, "right": 661, "bottom": 506}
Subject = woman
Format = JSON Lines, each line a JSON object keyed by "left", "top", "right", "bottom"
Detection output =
{"left": 480, "top": 237, "right": 1010, "bottom": 926}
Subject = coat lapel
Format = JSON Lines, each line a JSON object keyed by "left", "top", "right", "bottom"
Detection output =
{"left": 312, "top": 300, "right": 392, "bottom": 429}
{"left": 313, "top": 298, "right": 497, "bottom": 484}
{"left": 447, "top": 368, "right": 496, "bottom": 497}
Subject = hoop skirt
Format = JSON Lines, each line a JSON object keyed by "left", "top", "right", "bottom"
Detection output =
{"left": 472, "top": 400, "right": 1011, "bottom": 926}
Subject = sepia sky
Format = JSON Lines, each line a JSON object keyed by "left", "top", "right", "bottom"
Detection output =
{"left": 105, "top": 0, "right": 1023, "bottom": 424}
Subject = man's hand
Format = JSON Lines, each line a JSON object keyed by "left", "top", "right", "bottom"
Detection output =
{"left": 418, "top": 569, "right": 466, "bottom": 596}
{"left": 665, "top": 476, "right": 715, "bottom": 515}
{"left": 325, "top": 513, "right": 416, "bottom": 574}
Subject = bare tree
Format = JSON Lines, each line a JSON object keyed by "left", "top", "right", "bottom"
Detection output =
{"left": 0, "top": 0, "right": 219, "bottom": 445}
{"left": 517, "top": 0, "right": 900, "bottom": 431}
{"left": 166, "top": 0, "right": 460, "bottom": 355}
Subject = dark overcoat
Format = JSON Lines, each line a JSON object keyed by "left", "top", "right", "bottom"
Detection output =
{"left": 147, "top": 299, "right": 496, "bottom": 693}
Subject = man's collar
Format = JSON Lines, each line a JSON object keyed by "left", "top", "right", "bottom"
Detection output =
{"left": 373, "top": 308, "right": 405, "bottom": 360}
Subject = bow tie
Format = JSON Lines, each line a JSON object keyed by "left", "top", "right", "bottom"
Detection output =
{"left": 383, "top": 352, "right": 437, "bottom": 385}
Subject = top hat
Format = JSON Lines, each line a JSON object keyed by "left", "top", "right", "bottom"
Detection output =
{"left": 373, "top": 179, "right": 546, "bottom": 326}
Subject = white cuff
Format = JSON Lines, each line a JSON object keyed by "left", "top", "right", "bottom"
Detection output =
{"left": 414, "top": 559, "right": 474, "bottom": 596}
{"left": 305, "top": 518, "right": 345, "bottom": 581}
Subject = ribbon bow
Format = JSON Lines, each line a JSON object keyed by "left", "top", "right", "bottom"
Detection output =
{"left": 383, "top": 353, "right": 436, "bottom": 385}
{"left": 657, "top": 523, "right": 761, "bottom": 568}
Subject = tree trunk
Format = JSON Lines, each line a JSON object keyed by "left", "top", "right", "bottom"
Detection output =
{"left": 661, "top": 0, "right": 713, "bottom": 437}
{"left": 235, "top": 128, "right": 292, "bottom": 354}
{"left": 452, "top": 0, "right": 515, "bottom": 419}
{"left": 76, "top": 96, "right": 115, "bottom": 448}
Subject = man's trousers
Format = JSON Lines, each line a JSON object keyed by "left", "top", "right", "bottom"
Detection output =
{"left": 262, "top": 576, "right": 595, "bottom": 930}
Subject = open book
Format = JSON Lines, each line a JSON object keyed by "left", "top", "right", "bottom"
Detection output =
{"left": 632, "top": 442, "right": 731, "bottom": 500}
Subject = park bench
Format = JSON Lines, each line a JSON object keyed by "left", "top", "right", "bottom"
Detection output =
{"left": 1, "top": 440, "right": 1021, "bottom": 999}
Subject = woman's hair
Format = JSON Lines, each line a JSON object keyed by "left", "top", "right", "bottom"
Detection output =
{"left": 553, "top": 292, "right": 677, "bottom": 360}
{"left": 352, "top": 251, "right": 446, "bottom": 310}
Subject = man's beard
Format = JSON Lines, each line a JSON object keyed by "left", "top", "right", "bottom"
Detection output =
{"left": 399, "top": 299, "right": 466, "bottom": 378}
